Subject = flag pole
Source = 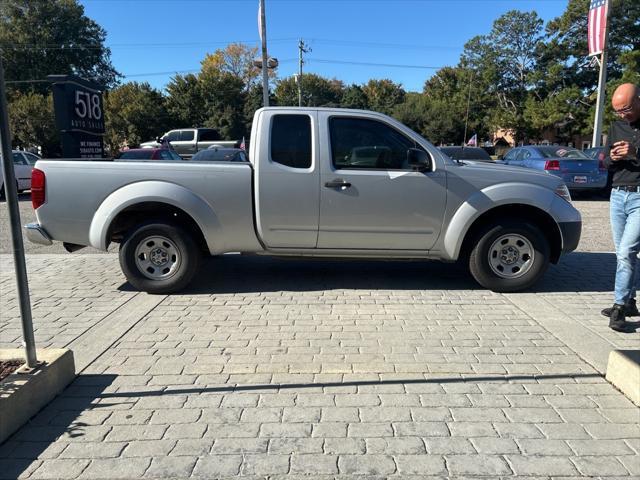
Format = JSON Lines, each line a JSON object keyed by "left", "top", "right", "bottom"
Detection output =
{"left": 591, "top": 2, "right": 610, "bottom": 148}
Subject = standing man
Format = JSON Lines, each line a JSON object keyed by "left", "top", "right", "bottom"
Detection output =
{"left": 601, "top": 83, "right": 640, "bottom": 332}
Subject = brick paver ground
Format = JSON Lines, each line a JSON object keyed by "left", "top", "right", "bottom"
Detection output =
{"left": 1, "top": 250, "right": 638, "bottom": 479}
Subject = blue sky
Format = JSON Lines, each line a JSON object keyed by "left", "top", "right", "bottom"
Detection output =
{"left": 80, "top": 0, "right": 570, "bottom": 93}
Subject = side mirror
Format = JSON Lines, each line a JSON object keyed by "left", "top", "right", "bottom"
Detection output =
{"left": 407, "top": 148, "right": 432, "bottom": 172}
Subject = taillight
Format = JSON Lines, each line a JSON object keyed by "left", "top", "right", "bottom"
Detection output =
{"left": 544, "top": 160, "right": 560, "bottom": 171}
{"left": 31, "top": 168, "right": 45, "bottom": 209}
{"left": 598, "top": 158, "right": 607, "bottom": 172}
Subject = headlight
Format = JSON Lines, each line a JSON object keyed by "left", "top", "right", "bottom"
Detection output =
{"left": 555, "top": 183, "right": 572, "bottom": 203}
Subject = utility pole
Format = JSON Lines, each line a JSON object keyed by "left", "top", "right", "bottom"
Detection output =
{"left": 297, "top": 39, "right": 311, "bottom": 107}
{"left": 259, "top": 0, "right": 269, "bottom": 107}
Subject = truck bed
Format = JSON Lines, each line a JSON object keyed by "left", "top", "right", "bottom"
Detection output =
{"left": 33, "top": 160, "right": 262, "bottom": 253}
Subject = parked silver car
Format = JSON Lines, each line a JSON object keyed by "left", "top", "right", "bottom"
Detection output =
{"left": 0, "top": 150, "right": 40, "bottom": 198}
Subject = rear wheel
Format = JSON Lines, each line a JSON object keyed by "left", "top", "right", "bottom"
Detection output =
{"left": 119, "top": 222, "right": 201, "bottom": 294}
{"left": 469, "top": 221, "right": 550, "bottom": 292}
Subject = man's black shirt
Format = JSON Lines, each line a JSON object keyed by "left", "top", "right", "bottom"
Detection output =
{"left": 605, "top": 119, "right": 640, "bottom": 187}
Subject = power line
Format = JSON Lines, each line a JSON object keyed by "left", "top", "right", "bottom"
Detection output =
{"left": 0, "top": 38, "right": 296, "bottom": 50}
{"left": 310, "top": 59, "right": 443, "bottom": 70}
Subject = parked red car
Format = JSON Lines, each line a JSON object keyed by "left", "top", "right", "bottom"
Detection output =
{"left": 115, "top": 148, "right": 184, "bottom": 161}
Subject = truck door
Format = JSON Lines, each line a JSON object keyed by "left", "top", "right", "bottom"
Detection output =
{"left": 254, "top": 111, "right": 320, "bottom": 248}
{"left": 317, "top": 114, "right": 447, "bottom": 250}
{"left": 173, "top": 130, "right": 197, "bottom": 157}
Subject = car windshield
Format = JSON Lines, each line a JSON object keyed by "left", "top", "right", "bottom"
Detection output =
{"left": 118, "top": 150, "right": 155, "bottom": 159}
{"left": 535, "top": 146, "right": 589, "bottom": 159}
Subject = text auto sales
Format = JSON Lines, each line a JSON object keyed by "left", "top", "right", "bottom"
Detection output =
{"left": 71, "top": 118, "right": 104, "bottom": 131}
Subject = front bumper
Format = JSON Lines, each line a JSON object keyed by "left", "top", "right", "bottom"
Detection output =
{"left": 24, "top": 223, "right": 52, "bottom": 246}
{"left": 559, "top": 221, "right": 581, "bottom": 253}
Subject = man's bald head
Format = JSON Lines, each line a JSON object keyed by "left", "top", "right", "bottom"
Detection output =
{"left": 612, "top": 83, "right": 640, "bottom": 122}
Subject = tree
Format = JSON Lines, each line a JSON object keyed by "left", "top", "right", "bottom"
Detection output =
{"left": 8, "top": 92, "right": 59, "bottom": 156}
{"left": 198, "top": 70, "right": 246, "bottom": 140}
{"left": 341, "top": 84, "right": 368, "bottom": 110}
{"left": 165, "top": 74, "right": 206, "bottom": 128}
{"left": 461, "top": 10, "right": 545, "bottom": 142}
{"left": 103, "top": 82, "right": 172, "bottom": 153}
{"left": 362, "top": 79, "right": 405, "bottom": 115}
{"left": 0, "top": 0, "right": 120, "bottom": 93}
{"left": 275, "top": 74, "right": 344, "bottom": 107}
{"left": 541, "top": 0, "right": 640, "bottom": 134}
{"left": 201, "top": 43, "right": 276, "bottom": 90}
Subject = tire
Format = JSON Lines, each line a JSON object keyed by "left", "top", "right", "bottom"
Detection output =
{"left": 468, "top": 221, "right": 550, "bottom": 293}
{"left": 119, "top": 222, "right": 201, "bottom": 294}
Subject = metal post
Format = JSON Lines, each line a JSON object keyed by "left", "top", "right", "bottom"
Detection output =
{"left": 298, "top": 39, "right": 303, "bottom": 107}
{"left": 259, "top": 0, "right": 269, "bottom": 107}
{"left": 592, "top": 50, "right": 608, "bottom": 147}
{"left": 462, "top": 70, "right": 473, "bottom": 147}
{"left": 0, "top": 56, "right": 38, "bottom": 368}
{"left": 591, "top": 2, "right": 610, "bottom": 148}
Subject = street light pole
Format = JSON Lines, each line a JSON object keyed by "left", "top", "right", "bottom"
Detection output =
{"left": 0, "top": 56, "right": 38, "bottom": 368}
{"left": 259, "top": 0, "right": 269, "bottom": 107}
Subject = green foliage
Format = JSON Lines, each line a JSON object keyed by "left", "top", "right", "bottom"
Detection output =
{"left": 362, "top": 79, "right": 405, "bottom": 115}
{"left": 275, "top": 74, "right": 344, "bottom": 107}
{"left": 341, "top": 84, "right": 369, "bottom": 110}
{"left": 0, "top": 0, "right": 120, "bottom": 94}
{"left": 8, "top": 92, "right": 59, "bottom": 156}
{"left": 103, "top": 82, "right": 171, "bottom": 153}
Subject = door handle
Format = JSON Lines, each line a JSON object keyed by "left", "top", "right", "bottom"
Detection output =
{"left": 324, "top": 179, "right": 352, "bottom": 188}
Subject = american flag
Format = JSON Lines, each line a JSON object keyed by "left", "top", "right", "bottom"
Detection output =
{"left": 466, "top": 134, "right": 477, "bottom": 147}
{"left": 588, "top": 0, "right": 609, "bottom": 56}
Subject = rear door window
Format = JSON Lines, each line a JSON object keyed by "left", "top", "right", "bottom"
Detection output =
{"left": 270, "top": 115, "right": 312, "bottom": 169}
{"left": 179, "top": 130, "right": 195, "bottom": 141}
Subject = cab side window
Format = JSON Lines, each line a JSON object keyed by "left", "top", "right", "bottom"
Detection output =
{"left": 329, "top": 117, "right": 420, "bottom": 170}
{"left": 270, "top": 115, "right": 312, "bottom": 169}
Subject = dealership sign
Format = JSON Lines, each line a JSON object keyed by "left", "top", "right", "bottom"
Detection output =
{"left": 48, "top": 75, "right": 105, "bottom": 158}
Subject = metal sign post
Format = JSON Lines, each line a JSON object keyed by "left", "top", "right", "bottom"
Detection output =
{"left": 0, "top": 56, "right": 38, "bottom": 368}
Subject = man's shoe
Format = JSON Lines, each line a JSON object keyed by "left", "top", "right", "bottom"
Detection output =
{"left": 609, "top": 304, "right": 634, "bottom": 332}
{"left": 601, "top": 298, "right": 640, "bottom": 317}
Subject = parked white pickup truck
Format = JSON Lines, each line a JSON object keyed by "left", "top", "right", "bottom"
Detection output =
{"left": 26, "top": 107, "right": 581, "bottom": 294}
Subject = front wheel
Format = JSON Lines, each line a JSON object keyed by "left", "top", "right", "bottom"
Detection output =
{"left": 119, "top": 222, "right": 201, "bottom": 294}
{"left": 468, "top": 221, "right": 550, "bottom": 292}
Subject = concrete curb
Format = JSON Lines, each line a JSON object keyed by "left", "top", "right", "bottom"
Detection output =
{"left": 606, "top": 350, "right": 640, "bottom": 406}
{"left": 0, "top": 349, "right": 75, "bottom": 444}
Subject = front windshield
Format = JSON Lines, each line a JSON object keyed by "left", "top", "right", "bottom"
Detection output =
{"left": 535, "top": 146, "right": 589, "bottom": 159}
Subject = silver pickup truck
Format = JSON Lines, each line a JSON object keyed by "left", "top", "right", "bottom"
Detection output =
{"left": 26, "top": 107, "right": 581, "bottom": 294}
{"left": 140, "top": 128, "right": 239, "bottom": 158}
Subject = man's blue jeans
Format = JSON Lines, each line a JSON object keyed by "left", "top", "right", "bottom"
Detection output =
{"left": 610, "top": 188, "right": 640, "bottom": 305}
